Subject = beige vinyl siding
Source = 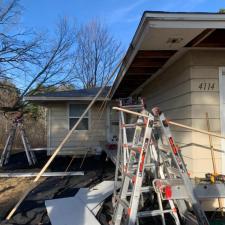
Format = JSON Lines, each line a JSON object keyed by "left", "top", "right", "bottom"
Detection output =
{"left": 188, "top": 50, "right": 225, "bottom": 209}
{"left": 139, "top": 50, "right": 225, "bottom": 210}
{"left": 188, "top": 50, "right": 225, "bottom": 177}
{"left": 140, "top": 50, "right": 225, "bottom": 179}
{"left": 141, "top": 53, "right": 194, "bottom": 172}
{"left": 47, "top": 101, "right": 108, "bottom": 155}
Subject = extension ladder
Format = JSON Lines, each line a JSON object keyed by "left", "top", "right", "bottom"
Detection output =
{"left": 0, "top": 118, "right": 37, "bottom": 167}
{"left": 112, "top": 105, "right": 212, "bottom": 225}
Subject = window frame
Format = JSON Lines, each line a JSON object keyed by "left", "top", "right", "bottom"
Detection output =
{"left": 68, "top": 102, "right": 90, "bottom": 131}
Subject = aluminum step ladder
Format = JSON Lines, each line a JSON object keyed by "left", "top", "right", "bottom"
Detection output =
{"left": 155, "top": 109, "right": 210, "bottom": 225}
{"left": 112, "top": 105, "right": 213, "bottom": 225}
{"left": 113, "top": 109, "right": 181, "bottom": 225}
{"left": 0, "top": 117, "right": 37, "bottom": 167}
{"left": 113, "top": 97, "right": 145, "bottom": 202}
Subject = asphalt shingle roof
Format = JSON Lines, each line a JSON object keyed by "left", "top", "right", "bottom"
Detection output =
{"left": 32, "top": 86, "right": 111, "bottom": 98}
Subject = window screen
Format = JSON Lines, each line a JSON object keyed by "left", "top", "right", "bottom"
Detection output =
{"left": 69, "top": 104, "right": 89, "bottom": 130}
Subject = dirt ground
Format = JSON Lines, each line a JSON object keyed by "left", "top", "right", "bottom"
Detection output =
{"left": 0, "top": 177, "right": 45, "bottom": 220}
{"left": 1, "top": 151, "right": 224, "bottom": 225}
{"left": 0, "top": 151, "right": 114, "bottom": 225}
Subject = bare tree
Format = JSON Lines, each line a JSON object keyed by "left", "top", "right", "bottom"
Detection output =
{"left": 0, "top": 1, "right": 76, "bottom": 113}
{"left": 0, "top": 0, "right": 41, "bottom": 80}
{"left": 73, "top": 20, "right": 122, "bottom": 89}
{"left": 18, "top": 18, "right": 75, "bottom": 99}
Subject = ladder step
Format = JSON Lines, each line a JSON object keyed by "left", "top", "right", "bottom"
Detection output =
{"left": 123, "top": 143, "right": 133, "bottom": 148}
{"left": 116, "top": 197, "right": 129, "bottom": 209}
{"left": 121, "top": 123, "right": 146, "bottom": 128}
{"left": 130, "top": 146, "right": 142, "bottom": 153}
{"left": 167, "top": 167, "right": 181, "bottom": 177}
{"left": 126, "top": 186, "right": 154, "bottom": 195}
{"left": 121, "top": 105, "right": 144, "bottom": 110}
{"left": 131, "top": 163, "right": 155, "bottom": 169}
{"left": 138, "top": 209, "right": 175, "bottom": 218}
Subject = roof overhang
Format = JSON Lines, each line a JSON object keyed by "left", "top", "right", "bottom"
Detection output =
{"left": 112, "top": 11, "right": 225, "bottom": 98}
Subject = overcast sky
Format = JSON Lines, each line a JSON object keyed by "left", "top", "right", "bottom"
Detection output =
{"left": 21, "top": 0, "right": 225, "bottom": 48}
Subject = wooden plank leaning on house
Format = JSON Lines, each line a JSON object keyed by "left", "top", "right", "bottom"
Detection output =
{"left": 112, "top": 107, "right": 225, "bottom": 140}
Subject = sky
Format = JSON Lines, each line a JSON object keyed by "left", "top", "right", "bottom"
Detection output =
{"left": 20, "top": 0, "right": 225, "bottom": 49}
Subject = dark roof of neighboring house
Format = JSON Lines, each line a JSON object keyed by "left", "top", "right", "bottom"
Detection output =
{"left": 34, "top": 86, "right": 110, "bottom": 97}
{"left": 24, "top": 86, "right": 111, "bottom": 102}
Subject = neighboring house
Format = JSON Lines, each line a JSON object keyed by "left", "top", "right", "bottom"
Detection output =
{"left": 24, "top": 87, "right": 115, "bottom": 155}
{"left": 111, "top": 11, "right": 225, "bottom": 178}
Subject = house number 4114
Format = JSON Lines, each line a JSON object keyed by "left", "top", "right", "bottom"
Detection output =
{"left": 198, "top": 82, "right": 215, "bottom": 90}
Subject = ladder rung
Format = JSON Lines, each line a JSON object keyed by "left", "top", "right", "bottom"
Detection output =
{"left": 130, "top": 146, "right": 142, "bottom": 153}
{"left": 138, "top": 209, "right": 174, "bottom": 218}
{"left": 121, "top": 123, "right": 146, "bottom": 128}
{"left": 123, "top": 143, "right": 133, "bottom": 148}
{"left": 167, "top": 167, "right": 181, "bottom": 176}
{"left": 131, "top": 163, "right": 155, "bottom": 169}
{"left": 117, "top": 197, "right": 129, "bottom": 209}
{"left": 126, "top": 186, "right": 154, "bottom": 195}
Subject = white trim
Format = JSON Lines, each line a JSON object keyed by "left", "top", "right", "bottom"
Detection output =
{"left": 144, "top": 12, "right": 225, "bottom": 21}
{"left": 68, "top": 103, "right": 90, "bottom": 131}
{"left": 149, "top": 20, "right": 225, "bottom": 29}
{"left": 219, "top": 67, "right": 225, "bottom": 174}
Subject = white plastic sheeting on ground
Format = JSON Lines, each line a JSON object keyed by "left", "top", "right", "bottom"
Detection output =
{"left": 45, "top": 197, "right": 99, "bottom": 225}
{"left": 45, "top": 180, "right": 119, "bottom": 225}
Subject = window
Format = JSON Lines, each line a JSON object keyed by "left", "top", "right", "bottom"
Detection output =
{"left": 69, "top": 104, "right": 89, "bottom": 130}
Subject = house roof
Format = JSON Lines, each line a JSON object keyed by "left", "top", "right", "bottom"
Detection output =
{"left": 24, "top": 86, "right": 111, "bottom": 102}
{"left": 111, "top": 11, "right": 225, "bottom": 98}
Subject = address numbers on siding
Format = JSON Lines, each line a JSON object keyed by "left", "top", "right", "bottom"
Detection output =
{"left": 198, "top": 82, "right": 215, "bottom": 91}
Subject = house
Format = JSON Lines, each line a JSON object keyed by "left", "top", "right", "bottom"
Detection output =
{"left": 24, "top": 87, "right": 115, "bottom": 156}
{"left": 110, "top": 11, "right": 225, "bottom": 180}
{"left": 26, "top": 11, "right": 225, "bottom": 180}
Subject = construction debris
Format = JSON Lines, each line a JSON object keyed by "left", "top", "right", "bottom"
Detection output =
{"left": 45, "top": 181, "right": 121, "bottom": 225}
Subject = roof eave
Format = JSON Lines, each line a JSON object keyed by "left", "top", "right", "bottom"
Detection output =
{"left": 110, "top": 11, "right": 225, "bottom": 99}
{"left": 24, "top": 96, "right": 110, "bottom": 101}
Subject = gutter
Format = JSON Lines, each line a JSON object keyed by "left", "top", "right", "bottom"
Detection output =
{"left": 24, "top": 96, "right": 111, "bottom": 101}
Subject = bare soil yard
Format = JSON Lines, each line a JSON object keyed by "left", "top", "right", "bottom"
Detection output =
{"left": 0, "top": 151, "right": 114, "bottom": 225}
